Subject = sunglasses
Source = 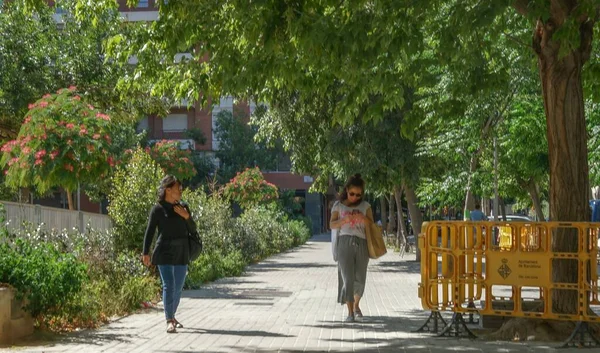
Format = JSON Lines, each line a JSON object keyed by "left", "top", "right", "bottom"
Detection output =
{"left": 349, "top": 192, "right": 362, "bottom": 198}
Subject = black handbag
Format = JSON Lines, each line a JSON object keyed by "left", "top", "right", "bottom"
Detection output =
{"left": 188, "top": 231, "right": 202, "bottom": 262}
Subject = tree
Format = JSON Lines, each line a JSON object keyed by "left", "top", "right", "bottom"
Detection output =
{"left": 222, "top": 167, "right": 278, "bottom": 210}
{"left": 108, "top": 148, "right": 162, "bottom": 252}
{"left": 146, "top": 140, "right": 197, "bottom": 181}
{"left": 0, "top": 0, "right": 58, "bottom": 135}
{"left": 214, "top": 109, "right": 280, "bottom": 183}
{"left": 102, "top": 0, "right": 600, "bottom": 315}
{"left": 0, "top": 88, "right": 123, "bottom": 209}
{"left": 0, "top": 0, "right": 169, "bottom": 135}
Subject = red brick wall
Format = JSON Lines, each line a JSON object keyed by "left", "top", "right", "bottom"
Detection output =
{"left": 194, "top": 99, "right": 213, "bottom": 151}
{"left": 263, "top": 172, "right": 313, "bottom": 190}
{"left": 80, "top": 193, "right": 101, "bottom": 213}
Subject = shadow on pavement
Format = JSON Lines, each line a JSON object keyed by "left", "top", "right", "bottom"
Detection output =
{"left": 180, "top": 327, "right": 293, "bottom": 337}
{"left": 372, "top": 260, "right": 421, "bottom": 274}
{"left": 183, "top": 286, "right": 292, "bottom": 300}
{"left": 5, "top": 329, "right": 140, "bottom": 349}
{"left": 250, "top": 261, "right": 336, "bottom": 270}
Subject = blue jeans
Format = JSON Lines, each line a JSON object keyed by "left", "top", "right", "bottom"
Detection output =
{"left": 157, "top": 265, "right": 188, "bottom": 321}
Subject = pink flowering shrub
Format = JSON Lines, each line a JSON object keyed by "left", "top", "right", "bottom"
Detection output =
{"left": 145, "top": 140, "right": 196, "bottom": 181}
{"left": 223, "top": 167, "right": 278, "bottom": 209}
{"left": 0, "top": 87, "right": 120, "bottom": 202}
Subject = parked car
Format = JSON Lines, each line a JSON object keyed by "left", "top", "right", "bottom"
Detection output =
{"left": 487, "top": 214, "right": 533, "bottom": 222}
{"left": 488, "top": 214, "right": 536, "bottom": 250}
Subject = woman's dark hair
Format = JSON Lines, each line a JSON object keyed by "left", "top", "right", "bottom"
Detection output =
{"left": 157, "top": 175, "right": 180, "bottom": 202}
{"left": 339, "top": 174, "right": 365, "bottom": 201}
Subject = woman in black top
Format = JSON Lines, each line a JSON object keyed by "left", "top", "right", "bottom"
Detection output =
{"left": 142, "top": 175, "right": 197, "bottom": 333}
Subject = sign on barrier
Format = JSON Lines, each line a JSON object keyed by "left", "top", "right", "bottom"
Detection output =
{"left": 417, "top": 221, "right": 600, "bottom": 347}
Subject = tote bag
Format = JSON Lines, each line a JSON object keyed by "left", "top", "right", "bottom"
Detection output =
{"left": 331, "top": 228, "right": 339, "bottom": 261}
{"left": 365, "top": 223, "right": 387, "bottom": 259}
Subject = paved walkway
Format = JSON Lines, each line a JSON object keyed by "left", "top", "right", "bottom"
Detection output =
{"left": 1, "top": 234, "right": 587, "bottom": 352}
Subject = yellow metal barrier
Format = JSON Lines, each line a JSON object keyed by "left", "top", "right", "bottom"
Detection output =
{"left": 418, "top": 221, "right": 600, "bottom": 345}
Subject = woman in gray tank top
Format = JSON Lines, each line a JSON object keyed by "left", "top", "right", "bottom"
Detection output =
{"left": 330, "top": 174, "right": 374, "bottom": 322}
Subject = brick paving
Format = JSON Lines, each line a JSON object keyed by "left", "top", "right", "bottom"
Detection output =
{"left": 1, "top": 233, "right": 589, "bottom": 352}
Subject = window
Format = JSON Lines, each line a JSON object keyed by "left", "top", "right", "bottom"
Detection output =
{"left": 137, "top": 0, "right": 149, "bottom": 8}
{"left": 162, "top": 114, "right": 187, "bottom": 132}
{"left": 137, "top": 117, "right": 149, "bottom": 132}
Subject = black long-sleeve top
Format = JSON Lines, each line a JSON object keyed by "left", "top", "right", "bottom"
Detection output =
{"left": 143, "top": 201, "right": 198, "bottom": 265}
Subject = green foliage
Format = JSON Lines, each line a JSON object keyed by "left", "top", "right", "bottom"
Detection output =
{"left": 238, "top": 205, "right": 294, "bottom": 259}
{"left": 0, "top": 89, "right": 123, "bottom": 198}
{"left": 185, "top": 250, "right": 245, "bottom": 289}
{"left": 223, "top": 167, "right": 279, "bottom": 209}
{"left": 279, "top": 189, "right": 303, "bottom": 218}
{"left": 0, "top": 0, "right": 169, "bottom": 132}
{"left": 146, "top": 140, "right": 197, "bottom": 181}
{"left": 108, "top": 148, "right": 162, "bottom": 252}
{"left": 214, "top": 110, "right": 280, "bottom": 183}
{"left": 45, "top": 251, "right": 159, "bottom": 330}
{"left": 184, "top": 127, "right": 207, "bottom": 146}
{"left": 1, "top": 223, "right": 159, "bottom": 330}
{"left": 182, "top": 187, "right": 312, "bottom": 287}
{"left": 0, "top": 237, "right": 88, "bottom": 318}
{"left": 188, "top": 153, "right": 216, "bottom": 187}
{"left": 182, "top": 188, "right": 246, "bottom": 257}
{"left": 0, "top": 0, "right": 57, "bottom": 125}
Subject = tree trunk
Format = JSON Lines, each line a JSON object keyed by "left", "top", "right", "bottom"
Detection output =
{"left": 66, "top": 189, "right": 74, "bottom": 211}
{"left": 380, "top": 197, "right": 388, "bottom": 231}
{"left": 527, "top": 179, "right": 545, "bottom": 221}
{"left": 387, "top": 194, "right": 396, "bottom": 235}
{"left": 404, "top": 183, "right": 423, "bottom": 262}
{"left": 532, "top": 15, "right": 593, "bottom": 314}
{"left": 463, "top": 155, "right": 477, "bottom": 217}
{"left": 482, "top": 197, "right": 491, "bottom": 217}
{"left": 499, "top": 197, "right": 507, "bottom": 221}
{"left": 462, "top": 97, "right": 515, "bottom": 218}
{"left": 394, "top": 185, "right": 408, "bottom": 248}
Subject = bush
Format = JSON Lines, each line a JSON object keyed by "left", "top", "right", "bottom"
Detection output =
{"left": 0, "top": 225, "right": 160, "bottom": 331}
{"left": 223, "top": 167, "right": 278, "bottom": 209}
{"left": 108, "top": 148, "right": 163, "bottom": 252}
{"left": 0, "top": 237, "right": 88, "bottom": 319}
{"left": 183, "top": 188, "right": 252, "bottom": 257}
{"left": 185, "top": 250, "right": 245, "bottom": 289}
{"left": 286, "top": 219, "right": 312, "bottom": 247}
{"left": 86, "top": 250, "right": 160, "bottom": 318}
{"left": 238, "top": 205, "right": 294, "bottom": 260}
{"left": 146, "top": 140, "right": 196, "bottom": 181}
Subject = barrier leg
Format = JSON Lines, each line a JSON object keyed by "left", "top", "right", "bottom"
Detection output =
{"left": 467, "top": 301, "right": 479, "bottom": 324}
{"left": 560, "top": 321, "right": 600, "bottom": 348}
{"left": 437, "top": 313, "right": 477, "bottom": 339}
{"left": 414, "top": 311, "right": 447, "bottom": 334}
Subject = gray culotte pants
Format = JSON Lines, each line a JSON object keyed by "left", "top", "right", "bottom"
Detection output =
{"left": 336, "top": 235, "right": 369, "bottom": 304}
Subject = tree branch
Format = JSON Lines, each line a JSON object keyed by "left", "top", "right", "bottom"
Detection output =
{"left": 503, "top": 32, "right": 533, "bottom": 50}
{"left": 513, "top": 0, "right": 530, "bottom": 16}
